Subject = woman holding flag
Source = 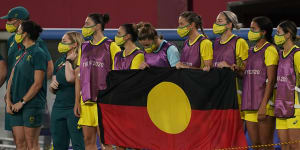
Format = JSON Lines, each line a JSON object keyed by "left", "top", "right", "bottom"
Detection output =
{"left": 114, "top": 23, "right": 144, "bottom": 70}
{"left": 176, "top": 11, "right": 213, "bottom": 70}
{"left": 137, "top": 22, "right": 180, "bottom": 69}
{"left": 212, "top": 11, "right": 249, "bottom": 119}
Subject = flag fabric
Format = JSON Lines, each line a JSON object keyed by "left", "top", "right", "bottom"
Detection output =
{"left": 98, "top": 67, "right": 247, "bottom": 150}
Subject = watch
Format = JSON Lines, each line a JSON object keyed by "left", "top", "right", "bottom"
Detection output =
{"left": 20, "top": 98, "right": 26, "bottom": 105}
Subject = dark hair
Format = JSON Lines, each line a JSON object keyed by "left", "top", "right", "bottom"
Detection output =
{"left": 180, "top": 11, "right": 207, "bottom": 37}
{"left": 252, "top": 16, "right": 273, "bottom": 43}
{"left": 21, "top": 20, "right": 42, "bottom": 41}
{"left": 121, "top": 24, "right": 138, "bottom": 42}
{"left": 88, "top": 13, "right": 110, "bottom": 31}
{"left": 278, "top": 20, "right": 298, "bottom": 41}
{"left": 137, "top": 22, "right": 158, "bottom": 40}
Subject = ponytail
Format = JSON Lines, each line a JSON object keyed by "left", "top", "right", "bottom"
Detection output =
{"left": 88, "top": 13, "right": 110, "bottom": 31}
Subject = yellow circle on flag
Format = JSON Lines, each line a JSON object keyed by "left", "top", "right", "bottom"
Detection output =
{"left": 147, "top": 82, "right": 191, "bottom": 134}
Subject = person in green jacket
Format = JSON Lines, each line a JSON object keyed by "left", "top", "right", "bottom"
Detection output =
{"left": 50, "top": 31, "right": 85, "bottom": 150}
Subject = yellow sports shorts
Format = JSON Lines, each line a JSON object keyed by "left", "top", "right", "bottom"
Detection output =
{"left": 78, "top": 98, "right": 98, "bottom": 127}
{"left": 276, "top": 109, "right": 300, "bottom": 130}
{"left": 244, "top": 103, "right": 274, "bottom": 123}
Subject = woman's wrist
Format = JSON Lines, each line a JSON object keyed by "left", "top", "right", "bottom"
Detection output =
{"left": 75, "top": 98, "right": 80, "bottom": 104}
{"left": 6, "top": 99, "right": 12, "bottom": 106}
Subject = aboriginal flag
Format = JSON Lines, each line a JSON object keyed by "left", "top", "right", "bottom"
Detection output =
{"left": 98, "top": 68, "right": 247, "bottom": 150}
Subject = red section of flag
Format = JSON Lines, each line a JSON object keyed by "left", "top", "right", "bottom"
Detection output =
{"left": 99, "top": 104, "right": 247, "bottom": 150}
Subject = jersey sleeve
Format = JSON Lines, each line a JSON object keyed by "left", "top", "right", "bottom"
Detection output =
{"left": 130, "top": 53, "right": 145, "bottom": 69}
{"left": 265, "top": 46, "right": 279, "bottom": 66}
{"left": 294, "top": 51, "right": 300, "bottom": 74}
{"left": 110, "top": 42, "right": 121, "bottom": 69}
{"left": 200, "top": 39, "right": 213, "bottom": 61}
{"left": 32, "top": 49, "right": 47, "bottom": 72}
{"left": 166, "top": 45, "right": 180, "bottom": 67}
{"left": 236, "top": 38, "right": 249, "bottom": 61}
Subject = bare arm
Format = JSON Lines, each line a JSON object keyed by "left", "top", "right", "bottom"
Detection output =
{"left": 258, "top": 65, "right": 277, "bottom": 121}
{"left": 12, "top": 70, "right": 45, "bottom": 112}
{"left": 22, "top": 70, "right": 45, "bottom": 102}
{"left": 5, "top": 68, "right": 14, "bottom": 105}
{"left": 75, "top": 67, "right": 80, "bottom": 104}
{"left": 0, "top": 60, "right": 7, "bottom": 87}
{"left": 65, "top": 61, "right": 75, "bottom": 83}
{"left": 5, "top": 68, "right": 14, "bottom": 114}
{"left": 74, "top": 67, "right": 81, "bottom": 117}
{"left": 261, "top": 65, "right": 277, "bottom": 106}
{"left": 49, "top": 75, "right": 59, "bottom": 94}
{"left": 47, "top": 60, "right": 54, "bottom": 79}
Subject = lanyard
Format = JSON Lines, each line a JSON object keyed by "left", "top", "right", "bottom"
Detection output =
{"left": 10, "top": 51, "right": 28, "bottom": 80}
{"left": 13, "top": 51, "right": 27, "bottom": 69}
{"left": 55, "top": 62, "right": 65, "bottom": 73}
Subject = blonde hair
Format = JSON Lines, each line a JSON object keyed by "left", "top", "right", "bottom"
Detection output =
{"left": 65, "top": 31, "right": 84, "bottom": 66}
{"left": 222, "top": 11, "right": 242, "bottom": 30}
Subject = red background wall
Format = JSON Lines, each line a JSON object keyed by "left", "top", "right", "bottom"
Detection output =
{"left": 0, "top": 0, "right": 159, "bottom": 29}
{"left": 0, "top": 0, "right": 239, "bottom": 29}
{"left": 193, "top": 0, "right": 240, "bottom": 28}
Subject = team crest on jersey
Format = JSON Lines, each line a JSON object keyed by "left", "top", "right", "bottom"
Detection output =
{"left": 29, "top": 116, "right": 35, "bottom": 124}
{"left": 26, "top": 55, "right": 32, "bottom": 61}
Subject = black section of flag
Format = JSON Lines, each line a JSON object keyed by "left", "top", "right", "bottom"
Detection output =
{"left": 98, "top": 67, "right": 238, "bottom": 110}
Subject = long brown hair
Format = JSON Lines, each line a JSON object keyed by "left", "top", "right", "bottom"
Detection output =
{"left": 180, "top": 11, "right": 207, "bottom": 37}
